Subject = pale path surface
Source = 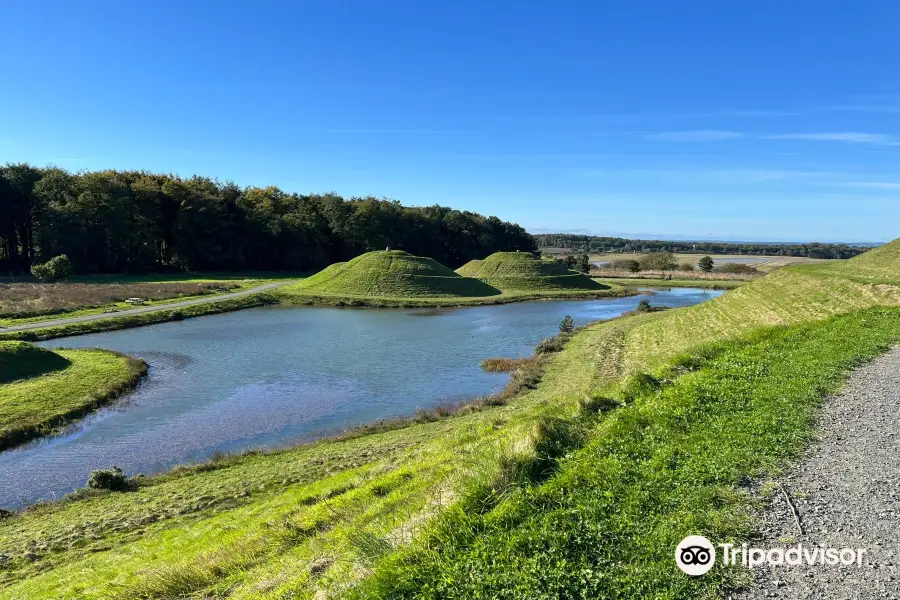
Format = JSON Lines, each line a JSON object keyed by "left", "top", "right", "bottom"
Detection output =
{"left": 0, "top": 281, "right": 292, "bottom": 333}
{"left": 735, "top": 346, "right": 900, "bottom": 600}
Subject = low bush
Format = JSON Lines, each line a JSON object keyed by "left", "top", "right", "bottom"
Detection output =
{"left": 536, "top": 333, "right": 570, "bottom": 354}
{"left": 714, "top": 262, "right": 760, "bottom": 274}
{"left": 610, "top": 259, "right": 641, "bottom": 272}
{"left": 87, "top": 466, "right": 131, "bottom": 491}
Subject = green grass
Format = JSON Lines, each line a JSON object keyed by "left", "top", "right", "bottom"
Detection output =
{"left": 3, "top": 242, "right": 900, "bottom": 598}
{"left": 0, "top": 341, "right": 70, "bottom": 384}
{"left": 0, "top": 347, "right": 146, "bottom": 450}
{"left": 287, "top": 250, "right": 501, "bottom": 298}
{"left": 354, "top": 307, "right": 900, "bottom": 599}
{"left": 457, "top": 252, "right": 605, "bottom": 291}
{"left": 595, "top": 277, "right": 746, "bottom": 290}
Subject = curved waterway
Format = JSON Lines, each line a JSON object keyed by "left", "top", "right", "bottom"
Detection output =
{"left": 1, "top": 288, "right": 722, "bottom": 508}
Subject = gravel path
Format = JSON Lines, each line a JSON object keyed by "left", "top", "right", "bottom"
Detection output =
{"left": 0, "top": 281, "right": 292, "bottom": 333}
{"left": 735, "top": 346, "right": 900, "bottom": 600}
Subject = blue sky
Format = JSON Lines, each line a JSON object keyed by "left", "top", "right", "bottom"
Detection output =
{"left": 1, "top": 1, "right": 898, "bottom": 242}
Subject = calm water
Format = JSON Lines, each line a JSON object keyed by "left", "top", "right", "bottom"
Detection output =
{"left": 0, "top": 288, "right": 721, "bottom": 508}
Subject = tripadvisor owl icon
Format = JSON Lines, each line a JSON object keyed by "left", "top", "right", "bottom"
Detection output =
{"left": 676, "top": 535, "right": 716, "bottom": 576}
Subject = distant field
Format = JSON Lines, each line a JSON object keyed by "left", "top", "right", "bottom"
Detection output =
{"left": 590, "top": 252, "right": 830, "bottom": 272}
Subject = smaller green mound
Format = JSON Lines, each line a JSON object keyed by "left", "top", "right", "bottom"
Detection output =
{"left": 291, "top": 250, "right": 501, "bottom": 298}
{"left": 0, "top": 348, "right": 146, "bottom": 450}
{"left": 457, "top": 251, "right": 606, "bottom": 291}
{"left": 0, "top": 341, "right": 70, "bottom": 384}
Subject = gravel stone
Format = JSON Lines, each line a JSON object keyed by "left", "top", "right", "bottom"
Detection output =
{"left": 734, "top": 346, "right": 900, "bottom": 599}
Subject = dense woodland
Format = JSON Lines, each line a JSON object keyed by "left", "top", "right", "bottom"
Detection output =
{"left": 535, "top": 234, "right": 870, "bottom": 259}
{"left": 0, "top": 164, "right": 535, "bottom": 275}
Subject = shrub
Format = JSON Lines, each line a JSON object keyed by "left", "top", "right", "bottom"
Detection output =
{"left": 87, "top": 466, "right": 131, "bottom": 491}
{"left": 715, "top": 262, "right": 760, "bottom": 274}
{"left": 636, "top": 299, "right": 652, "bottom": 312}
{"left": 536, "top": 333, "right": 569, "bottom": 354}
{"left": 698, "top": 255, "right": 714, "bottom": 272}
{"left": 611, "top": 259, "right": 641, "bottom": 272}
{"left": 639, "top": 252, "right": 677, "bottom": 271}
{"left": 30, "top": 255, "right": 73, "bottom": 282}
{"left": 559, "top": 315, "right": 575, "bottom": 333}
{"left": 677, "top": 263, "right": 695, "bottom": 272}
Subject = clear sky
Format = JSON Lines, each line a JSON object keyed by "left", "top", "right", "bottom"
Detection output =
{"left": 1, "top": 1, "right": 898, "bottom": 242}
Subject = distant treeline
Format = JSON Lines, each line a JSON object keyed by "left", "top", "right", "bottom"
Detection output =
{"left": 0, "top": 164, "right": 535, "bottom": 275}
{"left": 535, "top": 234, "right": 869, "bottom": 259}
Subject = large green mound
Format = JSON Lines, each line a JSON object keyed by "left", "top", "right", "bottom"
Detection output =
{"left": 292, "top": 250, "right": 501, "bottom": 298}
{"left": 0, "top": 341, "right": 70, "bottom": 384}
{"left": 457, "top": 251, "right": 606, "bottom": 291}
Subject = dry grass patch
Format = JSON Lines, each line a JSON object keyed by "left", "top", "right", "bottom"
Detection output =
{"left": 0, "top": 282, "right": 239, "bottom": 319}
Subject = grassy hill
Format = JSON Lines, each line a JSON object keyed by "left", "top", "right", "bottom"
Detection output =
{"left": 286, "top": 250, "right": 501, "bottom": 298}
{"left": 0, "top": 341, "right": 70, "bottom": 384}
{"left": 5, "top": 241, "right": 900, "bottom": 598}
{"left": 0, "top": 343, "right": 146, "bottom": 450}
{"left": 457, "top": 252, "right": 605, "bottom": 291}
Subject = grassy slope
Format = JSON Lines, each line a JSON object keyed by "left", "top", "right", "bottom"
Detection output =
{"left": 356, "top": 308, "right": 900, "bottom": 599}
{"left": 288, "top": 250, "right": 501, "bottom": 298}
{"left": 4, "top": 243, "right": 900, "bottom": 598}
{"left": 458, "top": 252, "right": 605, "bottom": 291}
{"left": 0, "top": 342, "right": 69, "bottom": 384}
{"left": 0, "top": 347, "right": 146, "bottom": 450}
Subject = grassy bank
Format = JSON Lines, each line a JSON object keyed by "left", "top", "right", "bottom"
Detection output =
{"left": 277, "top": 286, "right": 630, "bottom": 308}
{"left": 0, "top": 348, "right": 146, "bottom": 451}
{"left": 0, "top": 293, "right": 279, "bottom": 342}
{"left": 355, "top": 308, "right": 900, "bottom": 598}
{"left": 594, "top": 276, "right": 747, "bottom": 290}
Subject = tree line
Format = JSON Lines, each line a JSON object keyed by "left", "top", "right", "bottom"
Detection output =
{"left": 535, "top": 234, "right": 870, "bottom": 260}
{"left": 0, "top": 164, "right": 536, "bottom": 275}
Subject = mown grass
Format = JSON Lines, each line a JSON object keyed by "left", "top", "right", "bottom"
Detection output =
{"left": 0, "top": 347, "right": 146, "bottom": 450}
{"left": 0, "top": 341, "right": 70, "bottom": 384}
{"left": 291, "top": 250, "right": 501, "bottom": 298}
{"left": 353, "top": 307, "right": 900, "bottom": 599}
{"left": 594, "top": 276, "right": 747, "bottom": 290}
{"left": 458, "top": 252, "right": 604, "bottom": 291}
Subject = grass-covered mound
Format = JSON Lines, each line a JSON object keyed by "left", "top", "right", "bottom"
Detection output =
{"left": 457, "top": 251, "right": 606, "bottom": 291}
{"left": 0, "top": 341, "right": 70, "bottom": 383}
{"left": 288, "top": 250, "right": 501, "bottom": 298}
{"left": 0, "top": 347, "right": 146, "bottom": 450}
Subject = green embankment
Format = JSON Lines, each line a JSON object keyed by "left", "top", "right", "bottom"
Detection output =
{"left": 4, "top": 241, "right": 900, "bottom": 598}
{"left": 0, "top": 343, "right": 146, "bottom": 450}
{"left": 287, "top": 250, "right": 501, "bottom": 299}
{"left": 0, "top": 341, "right": 70, "bottom": 383}
{"left": 457, "top": 251, "right": 605, "bottom": 291}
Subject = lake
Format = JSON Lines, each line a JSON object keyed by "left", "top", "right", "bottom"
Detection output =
{"left": 0, "top": 288, "right": 722, "bottom": 508}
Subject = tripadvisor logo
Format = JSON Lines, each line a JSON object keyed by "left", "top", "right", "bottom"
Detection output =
{"left": 675, "top": 535, "right": 869, "bottom": 576}
{"left": 675, "top": 535, "right": 716, "bottom": 576}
